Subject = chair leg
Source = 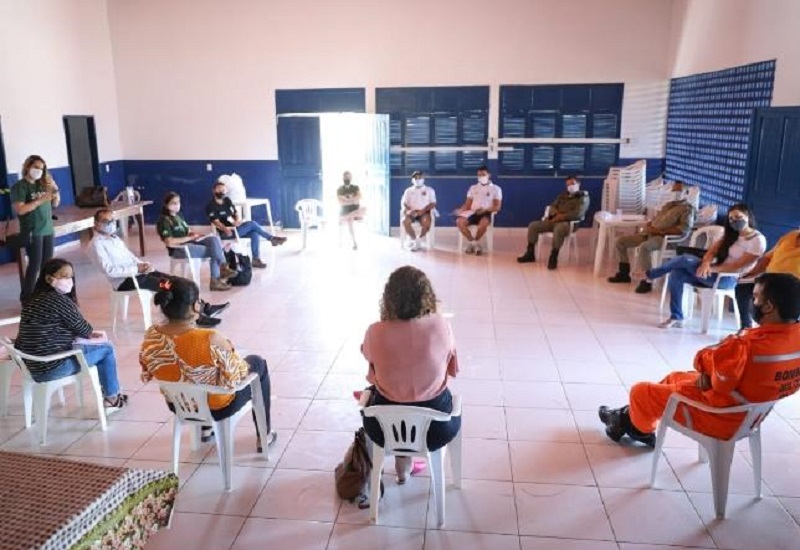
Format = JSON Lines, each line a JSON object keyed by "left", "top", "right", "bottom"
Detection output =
{"left": 172, "top": 418, "right": 183, "bottom": 475}
{"left": 86, "top": 369, "right": 107, "bottom": 431}
{"left": 111, "top": 295, "right": 120, "bottom": 333}
{"left": 749, "top": 431, "right": 763, "bottom": 499}
{"left": 75, "top": 377, "right": 85, "bottom": 409}
{"left": 138, "top": 292, "right": 153, "bottom": 330}
{"left": 215, "top": 419, "right": 234, "bottom": 491}
{"left": 650, "top": 420, "right": 670, "bottom": 487}
{"left": 430, "top": 448, "right": 447, "bottom": 528}
{"left": 708, "top": 441, "right": 735, "bottom": 519}
{"left": 22, "top": 381, "right": 33, "bottom": 427}
{"left": 35, "top": 385, "right": 52, "bottom": 446}
{"left": 0, "top": 367, "right": 13, "bottom": 417}
{"left": 122, "top": 295, "right": 130, "bottom": 322}
{"left": 369, "top": 445, "right": 385, "bottom": 524}
{"left": 449, "top": 431, "right": 462, "bottom": 489}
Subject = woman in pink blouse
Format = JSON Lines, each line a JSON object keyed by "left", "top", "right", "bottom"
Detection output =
{"left": 361, "top": 266, "right": 460, "bottom": 482}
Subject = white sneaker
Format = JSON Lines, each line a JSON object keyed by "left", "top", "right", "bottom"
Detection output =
{"left": 415, "top": 238, "right": 425, "bottom": 250}
{"left": 474, "top": 243, "right": 483, "bottom": 256}
{"left": 465, "top": 242, "right": 475, "bottom": 254}
{"left": 407, "top": 239, "right": 418, "bottom": 251}
{"left": 658, "top": 318, "right": 683, "bottom": 329}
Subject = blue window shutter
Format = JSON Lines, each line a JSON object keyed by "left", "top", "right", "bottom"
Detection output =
{"left": 531, "top": 112, "right": 557, "bottom": 138}
{"left": 562, "top": 114, "right": 587, "bottom": 138}
{"left": 405, "top": 150, "right": 430, "bottom": 172}
{"left": 501, "top": 149, "right": 525, "bottom": 171}
{"left": 592, "top": 113, "right": 618, "bottom": 138}
{"left": 405, "top": 116, "right": 430, "bottom": 145}
{"left": 434, "top": 151, "right": 458, "bottom": 172}
{"left": 502, "top": 115, "right": 526, "bottom": 137}
{"left": 462, "top": 112, "right": 487, "bottom": 144}
{"left": 390, "top": 152, "right": 403, "bottom": 172}
{"left": 560, "top": 146, "right": 585, "bottom": 171}
{"left": 532, "top": 146, "right": 555, "bottom": 170}
{"left": 589, "top": 144, "right": 616, "bottom": 172}
{"left": 389, "top": 118, "right": 403, "bottom": 144}
{"left": 434, "top": 115, "right": 458, "bottom": 144}
{"left": 461, "top": 151, "right": 486, "bottom": 170}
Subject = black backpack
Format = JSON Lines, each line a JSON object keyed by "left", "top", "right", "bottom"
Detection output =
{"left": 225, "top": 251, "right": 252, "bottom": 286}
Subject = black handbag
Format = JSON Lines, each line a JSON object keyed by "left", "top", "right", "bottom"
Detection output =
{"left": 75, "top": 186, "right": 110, "bottom": 208}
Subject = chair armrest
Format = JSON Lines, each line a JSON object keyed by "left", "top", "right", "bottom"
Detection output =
{"left": 358, "top": 389, "right": 372, "bottom": 409}
{"left": 666, "top": 392, "right": 775, "bottom": 415}
{"left": 15, "top": 347, "right": 82, "bottom": 363}
{"left": 450, "top": 394, "right": 462, "bottom": 417}
{"left": 0, "top": 317, "right": 21, "bottom": 327}
{"left": 195, "top": 372, "right": 258, "bottom": 395}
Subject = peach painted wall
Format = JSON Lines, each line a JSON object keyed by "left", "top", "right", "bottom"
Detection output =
{"left": 669, "top": 0, "right": 800, "bottom": 105}
{"left": 106, "top": 0, "right": 675, "bottom": 160}
{"left": 0, "top": 0, "right": 122, "bottom": 170}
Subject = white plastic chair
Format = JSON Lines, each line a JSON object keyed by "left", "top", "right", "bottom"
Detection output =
{"left": 399, "top": 209, "right": 438, "bottom": 250}
{"left": 457, "top": 212, "right": 496, "bottom": 254}
{"left": 535, "top": 207, "right": 580, "bottom": 264}
{"left": 0, "top": 337, "right": 108, "bottom": 445}
{"left": 112, "top": 188, "right": 143, "bottom": 239}
{"left": 157, "top": 373, "right": 269, "bottom": 491}
{"left": 110, "top": 276, "right": 154, "bottom": 333}
{"left": 211, "top": 225, "right": 252, "bottom": 259}
{"left": 169, "top": 244, "right": 208, "bottom": 285}
{"left": 651, "top": 393, "right": 777, "bottom": 519}
{"left": 295, "top": 199, "right": 325, "bottom": 251}
{"left": 660, "top": 225, "right": 725, "bottom": 312}
{"left": 362, "top": 392, "right": 463, "bottom": 528}
{"left": 693, "top": 271, "right": 741, "bottom": 334}
{"left": 0, "top": 317, "right": 21, "bottom": 417}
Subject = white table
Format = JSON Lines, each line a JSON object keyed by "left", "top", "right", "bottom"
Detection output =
{"left": 592, "top": 211, "right": 648, "bottom": 276}
{"left": 233, "top": 198, "right": 275, "bottom": 233}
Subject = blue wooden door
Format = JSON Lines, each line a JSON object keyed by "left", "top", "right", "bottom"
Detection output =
{"left": 277, "top": 115, "right": 322, "bottom": 229}
{"left": 744, "top": 107, "right": 800, "bottom": 246}
{"left": 361, "top": 114, "right": 391, "bottom": 235}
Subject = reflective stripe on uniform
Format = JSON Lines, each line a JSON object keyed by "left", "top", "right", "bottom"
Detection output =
{"left": 753, "top": 351, "right": 800, "bottom": 363}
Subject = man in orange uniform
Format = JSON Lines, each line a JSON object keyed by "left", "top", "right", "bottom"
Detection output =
{"left": 599, "top": 273, "right": 800, "bottom": 447}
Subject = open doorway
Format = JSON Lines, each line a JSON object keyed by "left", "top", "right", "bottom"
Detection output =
{"left": 63, "top": 115, "right": 101, "bottom": 197}
{"left": 277, "top": 113, "right": 390, "bottom": 234}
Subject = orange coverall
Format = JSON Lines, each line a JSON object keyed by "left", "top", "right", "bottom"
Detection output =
{"left": 629, "top": 323, "right": 800, "bottom": 439}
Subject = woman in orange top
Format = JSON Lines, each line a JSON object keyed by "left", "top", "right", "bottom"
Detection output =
{"left": 140, "top": 276, "right": 275, "bottom": 450}
{"left": 361, "top": 265, "right": 460, "bottom": 482}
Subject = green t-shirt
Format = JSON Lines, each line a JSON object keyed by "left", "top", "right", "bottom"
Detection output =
{"left": 156, "top": 213, "right": 190, "bottom": 240}
{"left": 337, "top": 183, "right": 360, "bottom": 201}
{"left": 10, "top": 179, "right": 54, "bottom": 237}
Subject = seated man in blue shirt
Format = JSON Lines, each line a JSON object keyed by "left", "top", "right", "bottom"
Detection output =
{"left": 206, "top": 180, "right": 286, "bottom": 269}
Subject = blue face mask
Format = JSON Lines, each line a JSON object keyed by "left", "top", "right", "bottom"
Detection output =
{"left": 730, "top": 219, "right": 747, "bottom": 232}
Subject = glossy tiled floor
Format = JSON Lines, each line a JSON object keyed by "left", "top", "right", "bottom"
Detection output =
{"left": 2, "top": 227, "right": 800, "bottom": 550}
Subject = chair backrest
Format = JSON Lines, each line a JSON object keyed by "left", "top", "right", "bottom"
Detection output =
{"left": 690, "top": 225, "right": 724, "bottom": 249}
{"left": 295, "top": 199, "right": 324, "bottom": 224}
{"left": 730, "top": 400, "right": 777, "bottom": 441}
{"left": 362, "top": 404, "right": 452, "bottom": 455}
{"left": 0, "top": 337, "right": 37, "bottom": 380}
{"left": 113, "top": 189, "right": 141, "bottom": 203}
{"left": 157, "top": 380, "right": 234, "bottom": 424}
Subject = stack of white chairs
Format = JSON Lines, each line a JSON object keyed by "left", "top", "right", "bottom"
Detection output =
{"left": 602, "top": 160, "right": 647, "bottom": 215}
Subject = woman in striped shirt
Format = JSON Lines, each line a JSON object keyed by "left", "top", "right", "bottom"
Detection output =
{"left": 15, "top": 258, "right": 128, "bottom": 410}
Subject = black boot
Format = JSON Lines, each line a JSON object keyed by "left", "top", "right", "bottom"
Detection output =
{"left": 635, "top": 280, "right": 653, "bottom": 294}
{"left": 547, "top": 249, "right": 559, "bottom": 270}
{"left": 619, "top": 406, "right": 656, "bottom": 448}
{"left": 517, "top": 244, "right": 536, "bottom": 263}
{"left": 608, "top": 262, "right": 632, "bottom": 283}
{"left": 598, "top": 405, "right": 626, "bottom": 442}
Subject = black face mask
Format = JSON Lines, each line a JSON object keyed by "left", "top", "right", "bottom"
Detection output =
{"left": 214, "top": 192, "right": 225, "bottom": 199}
{"left": 753, "top": 303, "right": 767, "bottom": 324}
{"left": 343, "top": 179, "right": 351, "bottom": 185}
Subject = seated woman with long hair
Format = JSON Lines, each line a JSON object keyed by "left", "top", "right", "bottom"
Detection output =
{"left": 15, "top": 258, "right": 128, "bottom": 409}
{"left": 156, "top": 192, "right": 236, "bottom": 292}
{"left": 361, "top": 265, "right": 460, "bottom": 483}
{"left": 139, "top": 276, "right": 275, "bottom": 450}
{"left": 645, "top": 203, "right": 767, "bottom": 329}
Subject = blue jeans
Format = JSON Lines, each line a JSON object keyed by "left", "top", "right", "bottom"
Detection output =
{"left": 222, "top": 221, "right": 273, "bottom": 258}
{"left": 646, "top": 255, "right": 737, "bottom": 321}
{"left": 173, "top": 236, "right": 227, "bottom": 278}
{"left": 32, "top": 343, "right": 121, "bottom": 398}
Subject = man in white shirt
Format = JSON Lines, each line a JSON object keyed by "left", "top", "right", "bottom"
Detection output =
{"left": 455, "top": 166, "right": 502, "bottom": 255}
{"left": 88, "top": 208, "right": 228, "bottom": 325}
{"left": 401, "top": 170, "right": 437, "bottom": 251}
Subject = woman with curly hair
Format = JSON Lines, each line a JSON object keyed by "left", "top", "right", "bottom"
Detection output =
{"left": 361, "top": 265, "right": 460, "bottom": 483}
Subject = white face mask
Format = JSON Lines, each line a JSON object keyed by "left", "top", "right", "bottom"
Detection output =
{"left": 168, "top": 203, "right": 180, "bottom": 213}
{"left": 28, "top": 168, "right": 43, "bottom": 181}
{"left": 102, "top": 221, "right": 117, "bottom": 234}
{"left": 672, "top": 191, "right": 684, "bottom": 201}
{"left": 478, "top": 176, "right": 490, "bottom": 185}
{"left": 567, "top": 184, "right": 580, "bottom": 194}
{"left": 51, "top": 277, "right": 74, "bottom": 295}
{"left": 413, "top": 178, "right": 424, "bottom": 187}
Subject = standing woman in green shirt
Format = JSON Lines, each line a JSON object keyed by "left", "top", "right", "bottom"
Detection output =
{"left": 11, "top": 155, "right": 60, "bottom": 302}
